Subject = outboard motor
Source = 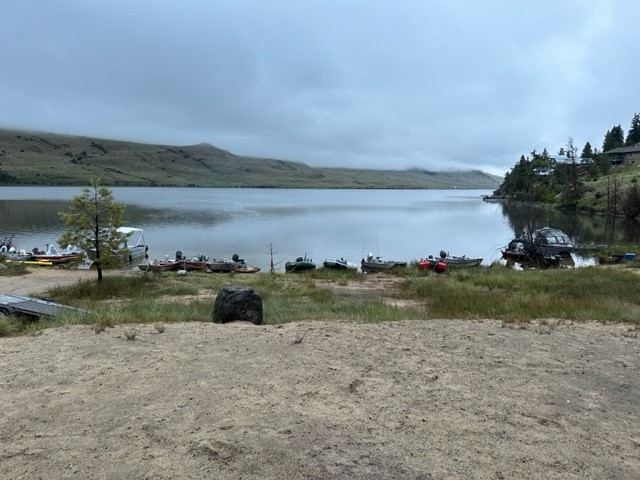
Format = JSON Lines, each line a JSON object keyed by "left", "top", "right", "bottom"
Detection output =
{"left": 175, "top": 250, "right": 184, "bottom": 260}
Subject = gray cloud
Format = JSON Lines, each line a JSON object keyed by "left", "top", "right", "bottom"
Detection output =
{"left": 1, "top": 0, "right": 638, "bottom": 176}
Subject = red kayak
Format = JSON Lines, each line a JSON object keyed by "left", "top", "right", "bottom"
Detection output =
{"left": 418, "top": 257, "right": 447, "bottom": 273}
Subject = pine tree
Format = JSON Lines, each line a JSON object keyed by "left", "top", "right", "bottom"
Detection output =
{"left": 58, "top": 178, "right": 128, "bottom": 282}
{"left": 581, "top": 141, "right": 593, "bottom": 160}
{"left": 602, "top": 125, "right": 625, "bottom": 152}
{"left": 625, "top": 113, "right": 640, "bottom": 146}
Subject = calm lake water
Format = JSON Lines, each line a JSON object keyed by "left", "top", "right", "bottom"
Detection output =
{"left": 1, "top": 187, "right": 638, "bottom": 271}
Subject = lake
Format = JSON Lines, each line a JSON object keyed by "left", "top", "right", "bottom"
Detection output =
{"left": 1, "top": 187, "right": 638, "bottom": 271}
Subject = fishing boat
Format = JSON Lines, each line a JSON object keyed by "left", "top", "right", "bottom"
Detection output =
{"left": 501, "top": 238, "right": 561, "bottom": 268}
{"left": 529, "top": 227, "right": 575, "bottom": 256}
{"left": 206, "top": 253, "right": 248, "bottom": 273}
{"left": 228, "top": 253, "right": 261, "bottom": 273}
{"left": 80, "top": 227, "right": 149, "bottom": 269}
{"left": 502, "top": 226, "right": 574, "bottom": 268}
{"left": 207, "top": 258, "right": 239, "bottom": 273}
{"left": 181, "top": 259, "right": 209, "bottom": 271}
{"left": 506, "top": 227, "right": 575, "bottom": 257}
{"left": 360, "top": 253, "right": 407, "bottom": 273}
{"left": 4, "top": 244, "right": 83, "bottom": 267}
{"left": 435, "top": 251, "right": 483, "bottom": 268}
{"left": 323, "top": 257, "right": 358, "bottom": 271}
{"left": 2, "top": 248, "right": 41, "bottom": 264}
{"left": 114, "top": 227, "right": 149, "bottom": 264}
{"left": 234, "top": 266, "right": 261, "bottom": 274}
{"left": 137, "top": 259, "right": 180, "bottom": 272}
{"left": 174, "top": 251, "right": 209, "bottom": 271}
{"left": 32, "top": 244, "right": 83, "bottom": 265}
{"left": 285, "top": 255, "right": 316, "bottom": 273}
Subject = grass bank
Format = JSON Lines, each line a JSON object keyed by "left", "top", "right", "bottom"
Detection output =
{"left": 1, "top": 262, "right": 639, "bottom": 336}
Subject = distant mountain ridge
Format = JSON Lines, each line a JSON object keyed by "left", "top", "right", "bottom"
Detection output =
{"left": 0, "top": 129, "right": 502, "bottom": 189}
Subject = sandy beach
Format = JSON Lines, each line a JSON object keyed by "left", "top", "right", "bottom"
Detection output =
{"left": 1, "top": 269, "right": 639, "bottom": 479}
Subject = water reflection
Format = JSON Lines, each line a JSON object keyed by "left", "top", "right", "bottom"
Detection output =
{"left": 498, "top": 200, "right": 640, "bottom": 247}
{"left": 1, "top": 187, "right": 639, "bottom": 271}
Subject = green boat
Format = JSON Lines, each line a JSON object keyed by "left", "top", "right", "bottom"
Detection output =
{"left": 285, "top": 255, "right": 316, "bottom": 273}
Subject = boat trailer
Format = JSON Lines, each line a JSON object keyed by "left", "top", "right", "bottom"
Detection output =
{"left": 0, "top": 293, "right": 83, "bottom": 319}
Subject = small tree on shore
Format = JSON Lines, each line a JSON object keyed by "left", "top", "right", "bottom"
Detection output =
{"left": 58, "top": 178, "right": 127, "bottom": 282}
{"left": 266, "top": 241, "right": 278, "bottom": 273}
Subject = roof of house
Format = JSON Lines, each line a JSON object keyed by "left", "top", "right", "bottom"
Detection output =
{"left": 604, "top": 145, "right": 640, "bottom": 155}
{"left": 549, "top": 154, "right": 589, "bottom": 163}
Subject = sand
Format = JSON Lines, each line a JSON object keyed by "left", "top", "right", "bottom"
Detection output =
{"left": 1, "top": 269, "right": 639, "bottom": 479}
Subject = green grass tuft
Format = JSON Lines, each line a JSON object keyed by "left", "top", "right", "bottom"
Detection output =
{"left": 0, "top": 260, "right": 28, "bottom": 277}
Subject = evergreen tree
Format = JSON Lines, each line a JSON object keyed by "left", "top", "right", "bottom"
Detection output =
{"left": 541, "top": 148, "right": 548, "bottom": 159}
{"left": 602, "top": 124, "right": 625, "bottom": 152}
{"left": 625, "top": 113, "right": 640, "bottom": 145}
{"left": 501, "top": 155, "right": 534, "bottom": 198}
{"left": 613, "top": 125, "right": 625, "bottom": 145}
{"left": 58, "top": 178, "right": 128, "bottom": 282}
{"left": 581, "top": 141, "right": 593, "bottom": 159}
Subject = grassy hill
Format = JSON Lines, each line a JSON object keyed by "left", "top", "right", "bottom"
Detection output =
{"left": 0, "top": 129, "right": 502, "bottom": 189}
{"left": 576, "top": 166, "right": 640, "bottom": 214}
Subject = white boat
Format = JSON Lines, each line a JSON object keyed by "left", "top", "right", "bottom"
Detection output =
{"left": 3, "top": 244, "right": 83, "bottom": 267}
{"left": 207, "top": 257, "right": 239, "bottom": 273}
{"left": 79, "top": 227, "right": 149, "bottom": 269}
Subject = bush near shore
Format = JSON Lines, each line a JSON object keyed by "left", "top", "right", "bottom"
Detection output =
{"left": 1, "top": 260, "right": 639, "bottom": 337}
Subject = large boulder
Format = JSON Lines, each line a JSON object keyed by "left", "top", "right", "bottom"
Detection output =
{"left": 212, "top": 286, "right": 263, "bottom": 325}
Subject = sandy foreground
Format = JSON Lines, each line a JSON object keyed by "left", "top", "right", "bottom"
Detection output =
{"left": 1, "top": 269, "right": 639, "bottom": 479}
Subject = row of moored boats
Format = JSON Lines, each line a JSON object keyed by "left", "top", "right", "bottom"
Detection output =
{"left": 138, "top": 252, "right": 261, "bottom": 274}
{"left": 3, "top": 225, "right": 588, "bottom": 274}
{"left": 0, "top": 227, "right": 149, "bottom": 270}
{"left": 285, "top": 251, "right": 484, "bottom": 274}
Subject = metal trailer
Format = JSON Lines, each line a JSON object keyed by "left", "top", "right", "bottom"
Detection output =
{"left": 0, "top": 293, "right": 83, "bottom": 319}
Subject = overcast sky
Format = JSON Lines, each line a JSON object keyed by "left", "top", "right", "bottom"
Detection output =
{"left": 1, "top": 1, "right": 638, "bottom": 176}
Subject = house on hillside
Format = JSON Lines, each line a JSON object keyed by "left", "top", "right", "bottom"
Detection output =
{"left": 604, "top": 145, "right": 640, "bottom": 166}
{"left": 549, "top": 154, "right": 592, "bottom": 165}
{"left": 550, "top": 154, "right": 571, "bottom": 164}
{"left": 533, "top": 167, "right": 552, "bottom": 176}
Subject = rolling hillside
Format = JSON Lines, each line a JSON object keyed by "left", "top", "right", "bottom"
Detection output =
{"left": 0, "top": 129, "right": 502, "bottom": 189}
